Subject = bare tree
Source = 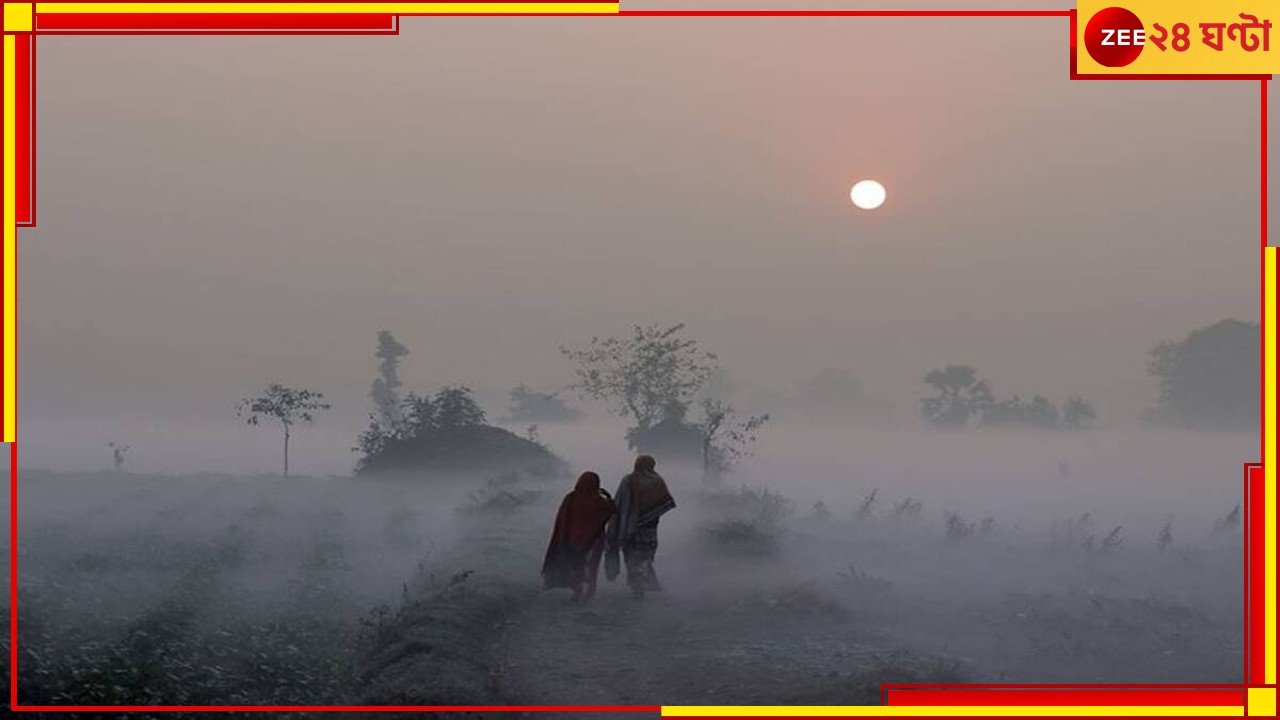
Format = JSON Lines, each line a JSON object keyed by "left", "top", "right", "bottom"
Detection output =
{"left": 106, "top": 442, "right": 130, "bottom": 472}
{"left": 236, "top": 384, "right": 330, "bottom": 477}
{"left": 560, "top": 323, "right": 718, "bottom": 433}
{"left": 693, "top": 397, "right": 769, "bottom": 484}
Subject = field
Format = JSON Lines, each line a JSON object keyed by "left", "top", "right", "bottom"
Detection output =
{"left": 0, "top": 426, "right": 1249, "bottom": 716}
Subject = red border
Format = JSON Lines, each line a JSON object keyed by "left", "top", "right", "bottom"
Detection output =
{"left": 2, "top": 4, "right": 1267, "bottom": 714}
{"left": 35, "top": 13, "right": 399, "bottom": 33}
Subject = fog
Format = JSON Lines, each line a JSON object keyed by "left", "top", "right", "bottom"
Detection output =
{"left": 6, "top": 1, "right": 1259, "bottom": 709}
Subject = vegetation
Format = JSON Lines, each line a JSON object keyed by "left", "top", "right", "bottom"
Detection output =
{"left": 691, "top": 398, "right": 770, "bottom": 484}
{"left": 920, "top": 365, "right": 993, "bottom": 428}
{"left": 354, "top": 386, "right": 564, "bottom": 477}
{"left": 1147, "top": 318, "right": 1259, "bottom": 430}
{"left": 235, "top": 384, "right": 330, "bottom": 477}
{"left": 503, "top": 384, "right": 583, "bottom": 423}
{"left": 921, "top": 365, "right": 1096, "bottom": 431}
{"left": 562, "top": 322, "right": 718, "bottom": 458}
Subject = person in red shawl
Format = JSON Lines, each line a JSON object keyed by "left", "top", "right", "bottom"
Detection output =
{"left": 542, "top": 471, "right": 616, "bottom": 602}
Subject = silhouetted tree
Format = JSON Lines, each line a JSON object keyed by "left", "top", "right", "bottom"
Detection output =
{"left": 561, "top": 323, "right": 718, "bottom": 433}
{"left": 370, "top": 331, "right": 409, "bottom": 434}
{"left": 692, "top": 398, "right": 769, "bottom": 484}
{"left": 1147, "top": 319, "right": 1259, "bottom": 430}
{"left": 1062, "top": 396, "right": 1097, "bottom": 429}
{"left": 982, "top": 395, "right": 1060, "bottom": 429}
{"left": 504, "top": 384, "right": 583, "bottom": 423}
{"left": 921, "top": 365, "right": 993, "bottom": 428}
{"left": 236, "top": 384, "right": 330, "bottom": 477}
{"left": 106, "top": 442, "right": 130, "bottom": 472}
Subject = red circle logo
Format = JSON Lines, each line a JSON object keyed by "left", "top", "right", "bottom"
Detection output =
{"left": 1084, "top": 7, "right": 1145, "bottom": 67}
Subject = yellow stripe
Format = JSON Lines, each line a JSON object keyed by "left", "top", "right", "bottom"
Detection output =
{"left": 35, "top": 3, "right": 618, "bottom": 14}
{"left": 660, "top": 707, "right": 1242, "bottom": 717}
{"left": 3, "top": 36, "right": 14, "bottom": 444}
{"left": 1268, "top": 246, "right": 1278, "bottom": 684}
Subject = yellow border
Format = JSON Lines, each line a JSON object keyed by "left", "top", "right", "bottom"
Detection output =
{"left": 4, "top": 34, "right": 15, "bottom": 443}
{"left": 0, "top": 4, "right": 1268, "bottom": 716}
{"left": 1267, "top": 247, "right": 1277, "bottom": 686}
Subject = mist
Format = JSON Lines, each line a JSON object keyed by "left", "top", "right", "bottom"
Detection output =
{"left": 7, "top": 2, "right": 1259, "bottom": 710}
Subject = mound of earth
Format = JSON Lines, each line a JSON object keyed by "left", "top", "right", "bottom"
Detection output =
{"left": 356, "top": 424, "right": 568, "bottom": 478}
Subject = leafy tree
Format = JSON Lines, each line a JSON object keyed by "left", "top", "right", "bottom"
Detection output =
{"left": 561, "top": 323, "right": 718, "bottom": 432}
{"left": 1062, "top": 396, "right": 1097, "bottom": 429}
{"left": 237, "top": 384, "right": 330, "bottom": 477}
{"left": 504, "top": 384, "right": 583, "bottom": 423}
{"left": 693, "top": 398, "right": 770, "bottom": 484}
{"left": 982, "top": 395, "right": 1060, "bottom": 429}
{"left": 1147, "top": 319, "right": 1259, "bottom": 430}
{"left": 370, "top": 331, "right": 409, "bottom": 434}
{"left": 921, "top": 365, "right": 993, "bottom": 428}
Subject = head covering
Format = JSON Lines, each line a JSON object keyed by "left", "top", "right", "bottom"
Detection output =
{"left": 606, "top": 457, "right": 677, "bottom": 554}
{"left": 542, "top": 471, "right": 616, "bottom": 590}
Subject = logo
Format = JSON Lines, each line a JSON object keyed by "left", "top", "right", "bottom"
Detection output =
{"left": 1084, "top": 7, "right": 1146, "bottom": 67}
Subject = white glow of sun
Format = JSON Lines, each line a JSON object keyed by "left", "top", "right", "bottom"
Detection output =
{"left": 850, "top": 180, "right": 886, "bottom": 210}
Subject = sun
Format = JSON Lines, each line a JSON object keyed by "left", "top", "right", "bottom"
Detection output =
{"left": 850, "top": 180, "right": 886, "bottom": 210}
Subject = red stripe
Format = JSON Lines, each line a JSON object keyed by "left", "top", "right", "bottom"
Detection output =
{"left": 1250, "top": 465, "right": 1266, "bottom": 684}
{"left": 36, "top": 13, "right": 396, "bottom": 32}
{"left": 886, "top": 689, "right": 1245, "bottom": 706}
{"left": 14, "top": 34, "right": 30, "bottom": 226}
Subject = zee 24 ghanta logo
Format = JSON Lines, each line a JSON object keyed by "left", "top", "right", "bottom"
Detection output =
{"left": 1084, "top": 5, "right": 1272, "bottom": 68}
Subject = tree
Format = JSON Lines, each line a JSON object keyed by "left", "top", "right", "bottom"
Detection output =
{"left": 982, "top": 395, "right": 1060, "bottom": 429}
{"left": 1147, "top": 318, "right": 1259, "bottom": 430}
{"left": 370, "top": 331, "right": 410, "bottom": 434}
{"left": 106, "top": 442, "right": 130, "bottom": 472}
{"left": 921, "top": 365, "right": 993, "bottom": 428}
{"left": 1062, "top": 396, "right": 1097, "bottom": 429}
{"left": 504, "top": 384, "right": 583, "bottom": 423}
{"left": 693, "top": 398, "right": 769, "bottom": 484}
{"left": 561, "top": 323, "right": 719, "bottom": 432}
{"left": 237, "top": 384, "right": 330, "bottom": 477}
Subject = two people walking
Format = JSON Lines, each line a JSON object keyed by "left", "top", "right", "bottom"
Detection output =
{"left": 541, "top": 455, "right": 676, "bottom": 602}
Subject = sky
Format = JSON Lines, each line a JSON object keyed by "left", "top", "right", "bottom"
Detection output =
{"left": 15, "top": 1, "right": 1266, "bottom": 471}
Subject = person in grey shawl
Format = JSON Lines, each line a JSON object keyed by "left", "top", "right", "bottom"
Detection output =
{"left": 605, "top": 455, "right": 677, "bottom": 599}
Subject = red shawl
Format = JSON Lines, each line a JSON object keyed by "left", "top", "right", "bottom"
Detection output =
{"left": 542, "top": 472, "right": 616, "bottom": 588}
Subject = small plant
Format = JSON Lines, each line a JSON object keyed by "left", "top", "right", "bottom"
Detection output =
{"left": 891, "top": 497, "right": 923, "bottom": 521}
{"left": 857, "top": 488, "right": 879, "bottom": 520}
{"left": 1157, "top": 517, "right": 1173, "bottom": 553}
{"left": 945, "top": 512, "right": 975, "bottom": 542}
{"left": 1213, "top": 504, "right": 1242, "bottom": 535}
{"left": 1100, "top": 526, "right": 1124, "bottom": 553}
{"left": 836, "top": 563, "right": 894, "bottom": 593}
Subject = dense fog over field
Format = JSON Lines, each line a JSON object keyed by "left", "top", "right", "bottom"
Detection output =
{"left": 6, "top": 1, "right": 1263, "bottom": 711}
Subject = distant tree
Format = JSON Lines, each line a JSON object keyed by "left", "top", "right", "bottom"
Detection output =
{"left": 789, "top": 369, "right": 885, "bottom": 423}
{"left": 692, "top": 398, "right": 770, "bottom": 484}
{"left": 236, "top": 384, "right": 330, "bottom": 477}
{"left": 1147, "top": 319, "right": 1259, "bottom": 430}
{"left": 921, "top": 365, "right": 993, "bottom": 428}
{"left": 561, "top": 323, "right": 718, "bottom": 433}
{"left": 353, "top": 385, "right": 563, "bottom": 477}
{"left": 982, "top": 395, "right": 1060, "bottom": 429}
{"left": 1062, "top": 396, "right": 1097, "bottom": 429}
{"left": 504, "top": 384, "right": 583, "bottom": 423}
{"left": 106, "top": 442, "right": 130, "bottom": 472}
{"left": 370, "top": 331, "right": 410, "bottom": 434}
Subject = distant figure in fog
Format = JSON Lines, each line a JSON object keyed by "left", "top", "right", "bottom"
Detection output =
{"left": 542, "top": 471, "right": 616, "bottom": 603}
{"left": 606, "top": 455, "right": 677, "bottom": 600}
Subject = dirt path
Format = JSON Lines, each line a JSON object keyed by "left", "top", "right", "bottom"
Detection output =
{"left": 495, "top": 571, "right": 948, "bottom": 707}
